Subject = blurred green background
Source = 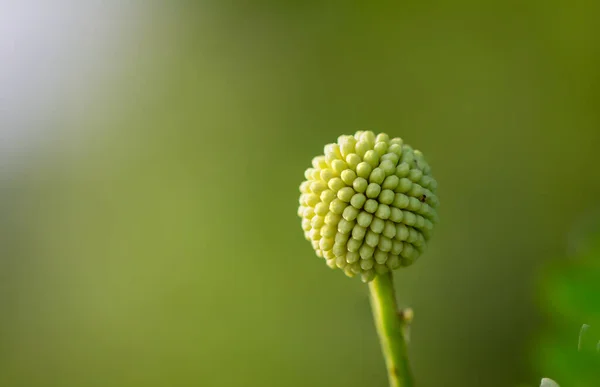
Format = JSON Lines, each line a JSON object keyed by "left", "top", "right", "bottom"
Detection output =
{"left": 1, "top": 1, "right": 599, "bottom": 386}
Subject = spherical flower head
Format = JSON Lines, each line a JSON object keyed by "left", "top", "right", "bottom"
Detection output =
{"left": 298, "top": 131, "right": 439, "bottom": 282}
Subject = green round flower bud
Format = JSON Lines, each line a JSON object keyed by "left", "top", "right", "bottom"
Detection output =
{"left": 298, "top": 130, "right": 439, "bottom": 282}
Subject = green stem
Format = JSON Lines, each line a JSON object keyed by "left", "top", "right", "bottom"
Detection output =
{"left": 368, "top": 272, "right": 414, "bottom": 387}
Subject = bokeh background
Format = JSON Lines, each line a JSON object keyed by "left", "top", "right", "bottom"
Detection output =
{"left": 1, "top": 1, "right": 599, "bottom": 386}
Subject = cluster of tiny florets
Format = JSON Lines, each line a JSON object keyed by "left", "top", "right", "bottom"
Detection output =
{"left": 298, "top": 131, "right": 439, "bottom": 282}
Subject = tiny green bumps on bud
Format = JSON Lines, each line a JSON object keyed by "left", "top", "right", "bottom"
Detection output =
{"left": 388, "top": 143, "right": 402, "bottom": 156}
{"left": 375, "top": 204, "right": 391, "bottom": 220}
{"left": 338, "top": 218, "right": 355, "bottom": 234}
{"left": 320, "top": 189, "right": 336, "bottom": 205}
{"left": 374, "top": 142, "right": 388, "bottom": 156}
{"left": 329, "top": 199, "right": 346, "bottom": 215}
{"left": 366, "top": 183, "right": 382, "bottom": 199}
{"left": 310, "top": 169, "right": 321, "bottom": 180}
{"left": 359, "top": 244, "right": 375, "bottom": 259}
{"left": 361, "top": 270, "right": 376, "bottom": 283}
{"left": 314, "top": 202, "right": 328, "bottom": 216}
{"left": 338, "top": 135, "right": 355, "bottom": 155}
{"left": 387, "top": 255, "right": 401, "bottom": 270}
{"left": 326, "top": 258, "right": 337, "bottom": 269}
{"left": 381, "top": 152, "right": 399, "bottom": 165}
{"left": 304, "top": 207, "right": 315, "bottom": 219}
{"left": 424, "top": 219, "right": 434, "bottom": 231}
{"left": 352, "top": 224, "right": 367, "bottom": 240}
{"left": 350, "top": 193, "right": 367, "bottom": 209}
{"left": 403, "top": 211, "right": 417, "bottom": 226}
{"left": 408, "top": 183, "right": 423, "bottom": 198}
{"left": 396, "top": 178, "right": 412, "bottom": 193}
{"left": 420, "top": 175, "right": 433, "bottom": 189}
{"left": 346, "top": 153, "right": 361, "bottom": 170}
{"left": 391, "top": 240, "right": 404, "bottom": 255}
{"left": 389, "top": 207, "right": 404, "bottom": 223}
{"left": 396, "top": 224, "right": 409, "bottom": 241}
{"left": 342, "top": 206, "right": 359, "bottom": 221}
{"left": 429, "top": 179, "right": 437, "bottom": 191}
{"left": 304, "top": 168, "right": 315, "bottom": 180}
{"left": 361, "top": 259, "right": 375, "bottom": 271}
{"left": 298, "top": 131, "right": 439, "bottom": 281}
{"left": 408, "top": 169, "right": 423, "bottom": 183}
{"left": 311, "top": 216, "right": 324, "bottom": 229}
{"left": 364, "top": 150, "right": 380, "bottom": 167}
{"left": 321, "top": 224, "right": 336, "bottom": 238}
{"left": 324, "top": 212, "right": 341, "bottom": 225}
{"left": 369, "top": 168, "right": 386, "bottom": 185}
{"left": 375, "top": 263, "right": 389, "bottom": 274}
{"left": 343, "top": 266, "right": 355, "bottom": 277}
{"left": 375, "top": 132, "right": 389, "bottom": 143}
{"left": 357, "top": 212, "right": 374, "bottom": 228}
{"left": 340, "top": 169, "right": 357, "bottom": 185}
{"left": 415, "top": 215, "right": 425, "bottom": 230}
{"left": 378, "top": 236, "right": 393, "bottom": 252}
{"left": 382, "top": 175, "right": 399, "bottom": 190}
{"left": 383, "top": 221, "right": 397, "bottom": 239}
{"left": 324, "top": 143, "right": 342, "bottom": 159}
{"left": 309, "top": 228, "right": 320, "bottom": 241}
{"left": 407, "top": 197, "right": 422, "bottom": 212}
{"left": 335, "top": 232, "right": 349, "bottom": 243}
{"left": 361, "top": 131, "right": 376, "bottom": 145}
{"left": 395, "top": 163, "right": 410, "bottom": 177}
{"left": 311, "top": 180, "right": 327, "bottom": 194}
{"left": 364, "top": 199, "right": 379, "bottom": 213}
{"left": 380, "top": 160, "right": 396, "bottom": 176}
{"left": 337, "top": 187, "right": 355, "bottom": 202}
{"left": 393, "top": 193, "right": 409, "bottom": 209}
{"left": 356, "top": 162, "right": 373, "bottom": 178}
{"left": 328, "top": 178, "right": 345, "bottom": 192}
{"left": 333, "top": 243, "right": 346, "bottom": 257}
{"left": 306, "top": 194, "right": 319, "bottom": 207}
{"left": 302, "top": 219, "right": 311, "bottom": 231}
{"left": 407, "top": 228, "right": 419, "bottom": 244}
{"left": 379, "top": 189, "right": 395, "bottom": 205}
{"left": 401, "top": 147, "right": 414, "bottom": 163}
{"left": 365, "top": 230, "right": 380, "bottom": 247}
{"left": 355, "top": 141, "right": 370, "bottom": 158}
{"left": 331, "top": 159, "right": 347, "bottom": 174}
{"left": 374, "top": 249, "right": 388, "bottom": 264}
{"left": 347, "top": 238, "right": 362, "bottom": 252}
{"left": 346, "top": 251, "right": 360, "bottom": 264}
{"left": 352, "top": 177, "right": 368, "bottom": 193}
{"left": 390, "top": 137, "right": 403, "bottom": 146}
{"left": 312, "top": 156, "right": 327, "bottom": 169}
{"left": 320, "top": 238, "right": 334, "bottom": 251}
{"left": 401, "top": 243, "right": 416, "bottom": 261}
{"left": 320, "top": 168, "right": 335, "bottom": 182}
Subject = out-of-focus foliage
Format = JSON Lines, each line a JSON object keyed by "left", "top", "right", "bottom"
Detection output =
{"left": 540, "top": 378, "right": 559, "bottom": 387}
{"left": 537, "top": 234, "right": 600, "bottom": 386}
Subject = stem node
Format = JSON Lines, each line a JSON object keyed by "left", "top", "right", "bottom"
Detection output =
{"left": 368, "top": 272, "right": 413, "bottom": 387}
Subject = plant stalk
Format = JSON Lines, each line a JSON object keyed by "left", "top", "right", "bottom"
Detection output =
{"left": 368, "top": 272, "right": 414, "bottom": 387}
